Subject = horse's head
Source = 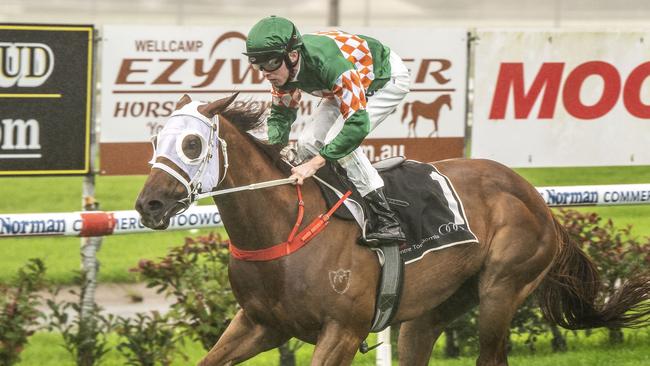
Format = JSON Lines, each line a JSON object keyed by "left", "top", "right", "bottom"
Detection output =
{"left": 135, "top": 93, "right": 237, "bottom": 229}
{"left": 442, "top": 94, "right": 453, "bottom": 110}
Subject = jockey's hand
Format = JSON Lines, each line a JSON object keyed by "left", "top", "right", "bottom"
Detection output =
{"left": 290, "top": 155, "right": 326, "bottom": 185}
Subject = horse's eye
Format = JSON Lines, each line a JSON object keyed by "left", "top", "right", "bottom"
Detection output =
{"left": 181, "top": 134, "right": 203, "bottom": 160}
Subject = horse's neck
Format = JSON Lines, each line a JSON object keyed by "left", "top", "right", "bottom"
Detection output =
{"left": 214, "top": 120, "right": 300, "bottom": 250}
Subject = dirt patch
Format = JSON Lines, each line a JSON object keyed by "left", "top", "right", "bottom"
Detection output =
{"left": 37, "top": 282, "right": 174, "bottom": 318}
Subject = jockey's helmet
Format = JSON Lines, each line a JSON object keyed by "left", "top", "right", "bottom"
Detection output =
{"left": 244, "top": 16, "right": 303, "bottom": 71}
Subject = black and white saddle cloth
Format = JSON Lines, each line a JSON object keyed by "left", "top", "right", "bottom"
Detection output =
{"left": 315, "top": 159, "right": 479, "bottom": 264}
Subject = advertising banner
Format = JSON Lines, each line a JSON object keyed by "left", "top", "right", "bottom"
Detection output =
{"left": 0, "top": 24, "right": 94, "bottom": 175}
{"left": 472, "top": 30, "right": 650, "bottom": 167}
{"left": 537, "top": 183, "right": 650, "bottom": 206}
{"left": 100, "top": 25, "right": 468, "bottom": 174}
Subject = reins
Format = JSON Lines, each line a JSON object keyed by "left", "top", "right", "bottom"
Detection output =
{"left": 193, "top": 177, "right": 298, "bottom": 200}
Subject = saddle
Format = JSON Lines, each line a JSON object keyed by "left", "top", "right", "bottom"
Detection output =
{"left": 314, "top": 157, "right": 478, "bottom": 261}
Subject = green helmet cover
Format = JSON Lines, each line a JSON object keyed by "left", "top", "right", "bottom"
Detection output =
{"left": 244, "top": 16, "right": 303, "bottom": 61}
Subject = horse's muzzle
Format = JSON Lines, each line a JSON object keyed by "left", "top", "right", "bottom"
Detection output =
{"left": 135, "top": 195, "right": 173, "bottom": 230}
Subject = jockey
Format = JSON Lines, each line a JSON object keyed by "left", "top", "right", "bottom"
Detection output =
{"left": 244, "top": 15, "right": 410, "bottom": 245}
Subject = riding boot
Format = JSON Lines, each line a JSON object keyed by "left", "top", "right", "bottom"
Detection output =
{"left": 363, "top": 188, "right": 406, "bottom": 244}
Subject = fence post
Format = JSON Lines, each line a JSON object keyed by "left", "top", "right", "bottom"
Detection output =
{"left": 80, "top": 176, "right": 102, "bottom": 317}
{"left": 376, "top": 327, "right": 392, "bottom": 366}
{"left": 80, "top": 28, "right": 102, "bottom": 320}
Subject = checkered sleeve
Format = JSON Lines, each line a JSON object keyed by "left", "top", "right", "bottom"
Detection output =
{"left": 267, "top": 86, "right": 300, "bottom": 145}
{"left": 319, "top": 69, "right": 371, "bottom": 161}
{"left": 331, "top": 69, "right": 367, "bottom": 120}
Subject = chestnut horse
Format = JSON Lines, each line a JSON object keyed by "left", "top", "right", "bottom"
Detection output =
{"left": 135, "top": 95, "right": 650, "bottom": 366}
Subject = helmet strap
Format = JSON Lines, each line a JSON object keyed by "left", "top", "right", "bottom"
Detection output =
{"left": 277, "top": 25, "right": 300, "bottom": 88}
{"left": 285, "top": 25, "right": 298, "bottom": 53}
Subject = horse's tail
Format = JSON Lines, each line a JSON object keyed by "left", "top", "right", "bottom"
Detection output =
{"left": 401, "top": 102, "right": 410, "bottom": 123}
{"left": 537, "top": 217, "right": 650, "bottom": 330}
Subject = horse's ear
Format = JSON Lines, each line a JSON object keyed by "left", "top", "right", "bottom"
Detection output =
{"left": 200, "top": 93, "right": 239, "bottom": 117}
{"left": 176, "top": 94, "right": 192, "bottom": 110}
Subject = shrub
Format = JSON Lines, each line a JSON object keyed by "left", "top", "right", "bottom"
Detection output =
{"left": 116, "top": 311, "right": 181, "bottom": 366}
{"left": 46, "top": 272, "right": 114, "bottom": 366}
{"left": 0, "top": 258, "right": 46, "bottom": 366}
{"left": 132, "top": 232, "right": 237, "bottom": 351}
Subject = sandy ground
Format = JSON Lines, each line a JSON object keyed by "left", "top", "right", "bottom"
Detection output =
{"left": 37, "top": 282, "right": 174, "bottom": 319}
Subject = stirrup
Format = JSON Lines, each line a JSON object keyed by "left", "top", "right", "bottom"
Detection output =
{"left": 357, "top": 219, "right": 382, "bottom": 247}
{"left": 359, "top": 340, "right": 383, "bottom": 354}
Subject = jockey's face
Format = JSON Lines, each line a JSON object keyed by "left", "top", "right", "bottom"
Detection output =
{"left": 262, "top": 51, "right": 299, "bottom": 88}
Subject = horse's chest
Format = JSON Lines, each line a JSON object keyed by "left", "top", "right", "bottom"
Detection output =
{"left": 229, "top": 264, "right": 319, "bottom": 331}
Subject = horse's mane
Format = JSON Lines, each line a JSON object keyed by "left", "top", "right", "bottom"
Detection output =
{"left": 221, "top": 103, "right": 266, "bottom": 133}
{"left": 221, "top": 103, "right": 291, "bottom": 175}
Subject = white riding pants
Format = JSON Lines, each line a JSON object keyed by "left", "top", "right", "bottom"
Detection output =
{"left": 297, "top": 51, "right": 411, "bottom": 197}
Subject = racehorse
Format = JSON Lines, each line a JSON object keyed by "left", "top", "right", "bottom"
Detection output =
{"left": 401, "top": 94, "right": 452, "bottom": 137}
{"left": 135, "top": 94, "right": 650, "bottom": 366}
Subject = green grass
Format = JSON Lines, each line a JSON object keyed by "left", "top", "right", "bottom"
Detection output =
{"left": 1, "top": 166, "right": 649, "bottom": 284}
{"left": 514, "top": 165, "right": 650, "bottom": 186}
{"left": 0, "top": 229, "right": 222, "bottom": 284}
{"left": 16, "top": 328, "right": 650, "bottom": 365}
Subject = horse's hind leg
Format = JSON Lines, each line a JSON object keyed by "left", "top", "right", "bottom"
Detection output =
{"left": 311, "top": 321, "right": 365, "bottom": 366}
{"left": 398, "top": 280, "right": 478, "bottom": 366}
{"left": 398, "top": 314, "right": 443, "bottom": 366}
{"left": 199, "top": 310, "right": 288, "bottom": 366}
{"left": 476, "top": 221, "right": 555, "bottom": 366}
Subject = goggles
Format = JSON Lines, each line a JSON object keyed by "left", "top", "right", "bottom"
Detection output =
{"left": 249, "top": 55, "right": 284, "bottom": 72}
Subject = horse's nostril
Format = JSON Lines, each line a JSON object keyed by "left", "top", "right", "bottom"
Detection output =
{"left": 147, "top": 200, "right": 164, "bottom": 212}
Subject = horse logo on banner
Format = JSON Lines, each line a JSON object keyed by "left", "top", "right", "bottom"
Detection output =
{"left": 401, "top": 94, "right": 452, "bottom": 137}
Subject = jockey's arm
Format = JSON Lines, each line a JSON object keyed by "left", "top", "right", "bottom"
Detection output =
{"left": 319, "top": 67, "right": 371, "bottom": 161}
{"left": 267, "top": 105, "right": 297, "bottom": 145}
{"left": 267, "top": 87, "right": 300, "bottom": 146}
{"left": 290, "top": 109, "right": 369, "bottom": 185}
{"left": 291, "top": 68, "right": 371, "bottom": 184}
{"left": 319, "top": 109, "right": 370, "bottom": 160}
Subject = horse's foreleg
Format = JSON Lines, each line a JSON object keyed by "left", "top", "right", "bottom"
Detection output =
{"left": 408, "top": 119, "right": 417, "bottom": 137}
{"left": 310, "top": 321, "right": 365, "bottom": 366}
{"left": 198, "top": 309, "right": 287, "bottom": 366}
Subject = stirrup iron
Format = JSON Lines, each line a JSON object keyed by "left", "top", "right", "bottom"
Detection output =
{"left": 359, "top": 340, "right": 383, "bottom": 354}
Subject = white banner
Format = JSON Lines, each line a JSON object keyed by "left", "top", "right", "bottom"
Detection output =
{"left": 99, "top": 25, "right": 468, "bottom": 174}
{"left": 472, "top": 30, "right": 650, "bottom": 167}
{"left": 0, "top": 206, "right": 222, "bottom": 237}
{"left": 536, "top": 184, "right": 650, "bottom": 206}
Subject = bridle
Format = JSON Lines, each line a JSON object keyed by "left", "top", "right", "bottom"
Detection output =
{"left": 150, "top": 104, "right": 296, "bottom": 215}
{"left": 150, "top": 107, "right": 229, "bottom": 214}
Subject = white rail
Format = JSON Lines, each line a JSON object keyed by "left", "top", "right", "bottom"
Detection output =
{"left": 2, "top": 184, "right": 649, "bottom": 238}
{"left": 0, "top": 205, "right": 221, "bottom": 238}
